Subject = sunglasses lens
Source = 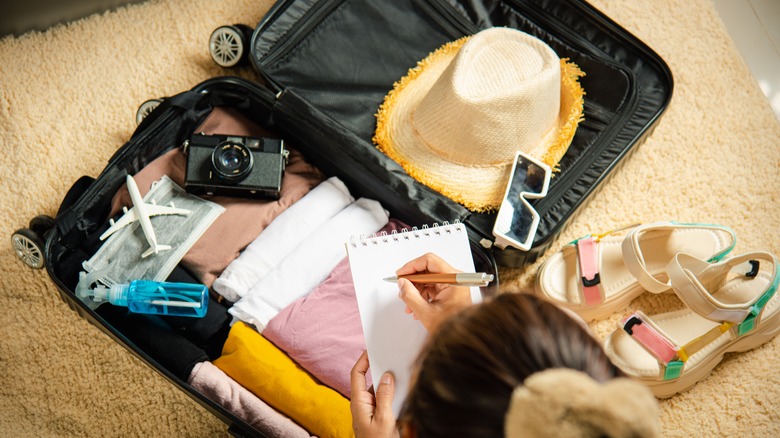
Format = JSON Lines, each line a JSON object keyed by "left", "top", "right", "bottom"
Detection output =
{"left": 492, "top": 153, "right": 551, "bottom": 250}
{"left": 521, "top": 157, "right": 547, "bottom": 194}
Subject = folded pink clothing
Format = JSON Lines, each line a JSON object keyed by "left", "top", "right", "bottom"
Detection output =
{"left": 188, "top": 361, "right": 313, "bottom": 438}
{"left": 109, "top": 107, "right": 325, "bottom": 288}
{"left": 263, "top": 219, "right": 408, "bottom": 398}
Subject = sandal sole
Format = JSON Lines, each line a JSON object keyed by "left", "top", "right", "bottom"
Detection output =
{"left": 643, "top": 315, "right": 780, "bottom": 398}
{"left": 605, "top": 264, "right": 780, "bottom": 398}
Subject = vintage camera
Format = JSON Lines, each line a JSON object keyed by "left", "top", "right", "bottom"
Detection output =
{"left": 184, "top": 133, "right": 288, "bottom": 199}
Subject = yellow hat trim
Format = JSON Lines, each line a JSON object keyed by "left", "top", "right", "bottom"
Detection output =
{"left": 542, "top": 59, "right": 586, "bottom": 171}
{"left": 374, "top": 37, "right": 483, "bottom": 210}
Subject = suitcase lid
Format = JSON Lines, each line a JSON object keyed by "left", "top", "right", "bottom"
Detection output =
{"left": 247, "top": 0, "right": 672, "bottom": 266}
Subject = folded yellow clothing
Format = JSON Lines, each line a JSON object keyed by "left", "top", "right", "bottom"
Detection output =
{"left": 214, "top": 321, "right": 353, "bottom": 438}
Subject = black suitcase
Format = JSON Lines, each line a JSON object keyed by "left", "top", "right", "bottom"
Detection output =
{"left": 41, "top": 76, "right": 499, "bottom": 437}
{"left": 28, "top": 0, "right": 671, "bottom": 436}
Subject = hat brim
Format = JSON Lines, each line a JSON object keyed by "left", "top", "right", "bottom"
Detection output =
{"left": 374, "top": 35, "right": 585, "bottom": 213}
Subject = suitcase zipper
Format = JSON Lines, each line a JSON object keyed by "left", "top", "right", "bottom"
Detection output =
{"left": 273, "top": 88, "right": 473, "bottom": 227}
{"left": 60, "top": 109, "right": 179, "bottom": 235}
{"left": 257, "top": 0, "right": 480, "bottom": 91}
{"left": 416, "top": 0, "right": 480, "bottom": 35}
{"left": 504, "top": 0, "right": 602, "bottom": 50}
{"left": 505, "top": 0, "right": 663, "bottom": 66}
{"left": 579, "top": 100, "right": 613, "bottom": 130}
{"left": 256, "top": 0, "right": 344, "bottom": 91}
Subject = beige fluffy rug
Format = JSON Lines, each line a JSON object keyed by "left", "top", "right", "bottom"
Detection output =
{"left": 1, "top": 0, "right": 778, "bottom": 436}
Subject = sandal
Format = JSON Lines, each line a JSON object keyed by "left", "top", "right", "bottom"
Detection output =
{"left": 535, "top": 222, "right": 736, "bottom": 321}
{"left": 604, "top": 251, "right": 780, "bottom": 398}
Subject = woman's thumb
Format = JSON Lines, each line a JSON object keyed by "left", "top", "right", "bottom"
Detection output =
{"left": 374, "top": 372, "right": 395, "bottom": 421}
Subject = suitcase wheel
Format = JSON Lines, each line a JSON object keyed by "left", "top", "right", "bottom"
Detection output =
{"left": 12, "top": 215, "right": 54, "bottom": 269}
{"left": 135, "top": 98, "right": 163, "bottom": 125}
{"left": 208, "top": 24, "right": 252, "bottom": 68}
{"left": 29, "top": 214, "right": 55, "bottom": 236}
{"left": 12, "top": 227, "right": 45, "bottom": 269}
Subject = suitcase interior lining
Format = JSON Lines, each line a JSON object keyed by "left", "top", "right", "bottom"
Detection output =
{"left": 248, "top": 0, "right": 667, "bottom": 267}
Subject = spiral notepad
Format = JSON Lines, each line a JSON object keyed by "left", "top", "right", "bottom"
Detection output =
{"left": 347, "top": 222, "right": 481, "bottom": 416}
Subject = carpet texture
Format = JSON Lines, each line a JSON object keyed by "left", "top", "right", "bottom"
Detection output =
{"left": 1, "top": 0, "right": 778, "bottom": 436}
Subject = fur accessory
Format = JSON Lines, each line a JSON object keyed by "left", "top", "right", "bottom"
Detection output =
{"left": 505, "top": 368, "right": 660, "bottom": 437}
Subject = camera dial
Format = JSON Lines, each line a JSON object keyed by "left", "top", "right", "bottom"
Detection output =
{"left": 211, "top": 141, "right": 253, "bottom": 181}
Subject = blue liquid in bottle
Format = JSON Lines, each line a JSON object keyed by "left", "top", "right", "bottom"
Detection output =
{"left": 109, "top": 280, "right": 208, "bottom": 318}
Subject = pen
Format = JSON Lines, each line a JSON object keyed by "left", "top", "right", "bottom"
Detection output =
{"left": 382, "top": 272, "right": 494, "bottom": 287}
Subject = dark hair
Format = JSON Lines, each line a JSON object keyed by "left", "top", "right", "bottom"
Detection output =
{"left": 400, "top": 293, "right": 622, "bottom": 437}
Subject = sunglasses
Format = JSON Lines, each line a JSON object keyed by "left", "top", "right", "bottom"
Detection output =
{"left": 492, "top": 151, "right": 551, "bottom": 251}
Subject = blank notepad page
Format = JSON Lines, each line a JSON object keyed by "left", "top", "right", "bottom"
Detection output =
{"left": 346, "top": 222, "right": 480, "bottom": 416}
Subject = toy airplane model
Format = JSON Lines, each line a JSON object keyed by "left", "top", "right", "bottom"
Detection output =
{"left": 99, "top": 175, "right": 191, "bottom": 258}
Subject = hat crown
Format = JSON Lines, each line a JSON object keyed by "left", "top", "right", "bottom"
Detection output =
{"left": 412, "top": 28, "right": 562, "bottom": 166}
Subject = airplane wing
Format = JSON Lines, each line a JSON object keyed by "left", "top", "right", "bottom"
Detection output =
{"left": 99, "top": 206, "right": 140, "bottom": 240}
{"left": 99, "top": 202, "right": 190, "bottom": 242}
{"left": 145, "top": 203, "right": 191, "bottom": 217}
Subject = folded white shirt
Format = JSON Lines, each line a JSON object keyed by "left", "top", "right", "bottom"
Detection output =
{"left": 228, "top": 197, "right": 389, "bottom": 332}
{"left": 213, "top": 177, "right": 354, "bottom": 302}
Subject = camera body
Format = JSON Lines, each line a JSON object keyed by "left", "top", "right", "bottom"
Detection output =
{"left": 184, "top": 133, "right": 287, "bottom": 200}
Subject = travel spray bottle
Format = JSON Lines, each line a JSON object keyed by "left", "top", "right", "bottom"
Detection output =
{"left": 76, "top": 270, "right": 208, "bottom": 317}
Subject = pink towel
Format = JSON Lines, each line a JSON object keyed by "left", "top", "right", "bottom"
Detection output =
{"left": 188, "top": 361, "right": 313, "bottom": 438}
{"left": 263, "top": 219, "right": 408, "bottom": 398}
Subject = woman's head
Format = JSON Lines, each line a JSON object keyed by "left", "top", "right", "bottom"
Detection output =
{"left": 400, "top": 292, "right": 624, "bottom": 437}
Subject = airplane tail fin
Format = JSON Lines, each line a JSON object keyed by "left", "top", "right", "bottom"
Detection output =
{"left": 142, "top": 244, "right": 171, "bottom": 258}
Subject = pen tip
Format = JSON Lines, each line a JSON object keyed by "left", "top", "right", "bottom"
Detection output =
{"left": 383, "top": 276, "right": 398, "bottom": 283}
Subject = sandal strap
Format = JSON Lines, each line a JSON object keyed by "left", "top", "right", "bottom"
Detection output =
{"left": 575, "top": 236, "right": 604, "bottom": 306}
{"left": 666, "top": 252, "right": 779, "bottom": 324}
{"left": 737, "top": 264, "right": 780, "bottom": 335}
{"left": 570, "top": 224, "right": 640, "bottom": 307}
{"left": 623, "top": 311, "right": 737, "bottom": 380}
{"left": 622, "top": 312, "right": 679, "bottom": 364}
{"left": 622, "top": 311, "right": 738, "bottom": 365}
{"left": 623, "top": 255, "right": 778, "bottom": 381}
{"left": 621, "top": 222, "right": 677, "bottom": 293}
{"left": 621, "top": 222, "right": 736, "bottom": 294}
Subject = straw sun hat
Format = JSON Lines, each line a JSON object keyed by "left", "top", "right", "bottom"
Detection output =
{"left": 374, "top": 27, "right": 585, "bottom": 212}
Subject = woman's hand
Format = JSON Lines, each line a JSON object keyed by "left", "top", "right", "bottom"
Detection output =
{"left": 350, "top": 351, "right": 400, "bottom": 438}
{"left": 396, "top": 252, "right": 474, "bottom": 332}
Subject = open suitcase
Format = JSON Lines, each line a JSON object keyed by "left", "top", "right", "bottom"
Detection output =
{"left": 21, "top": 0, "right": 671, "bottom": 436}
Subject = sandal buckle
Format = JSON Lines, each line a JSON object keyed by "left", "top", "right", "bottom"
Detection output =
{"left": 746, "top": 260, "right": 759, "bottom": 278}
{"left": 582, "top": 273, "right": 601, "bottom": 287}
{"left": 624, "top": 316, "right": 642, "bottom": 335}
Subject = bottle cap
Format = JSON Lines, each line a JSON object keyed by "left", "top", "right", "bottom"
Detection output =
{"left": 109, "top": 283, "right": 130, "bottom": 307}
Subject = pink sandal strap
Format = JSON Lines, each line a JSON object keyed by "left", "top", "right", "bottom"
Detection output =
{"left": 622, "top": 312, "right": 678, "bottom": 364}
{"left": 576, "top": 236, "right": 603, "bottom": 306}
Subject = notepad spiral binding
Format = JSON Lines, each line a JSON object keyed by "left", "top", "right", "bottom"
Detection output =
{"left": 348, "top": 220, "right": 464, "bottom": 248}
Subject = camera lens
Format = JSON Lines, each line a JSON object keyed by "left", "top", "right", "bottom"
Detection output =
{"left": 220, "top": 149, "right": 243, "bottom": 170}
{"left": 211, "top": 141, "right": 253, "bottom": 181}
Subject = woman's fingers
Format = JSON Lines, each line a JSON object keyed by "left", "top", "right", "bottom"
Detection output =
{"left": 395, "top": 252, "right": 460, "bottom": 276}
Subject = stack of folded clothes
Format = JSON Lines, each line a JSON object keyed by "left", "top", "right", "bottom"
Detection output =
{"left": 95, "top": 105, "right": 417, "bottom": 437}
{"left": 202, "top": 180, "right": 406, "bottom": 437}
